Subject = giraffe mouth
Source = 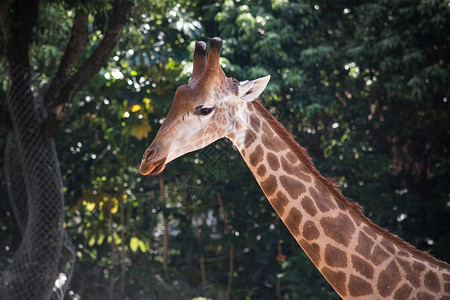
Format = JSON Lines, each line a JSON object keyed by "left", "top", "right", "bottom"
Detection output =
{"left": 139, "top": 158, "right": 167, "bottom": 176}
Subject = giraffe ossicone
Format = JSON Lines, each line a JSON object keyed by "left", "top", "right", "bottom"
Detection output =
{"left": 139, "top": 37, "right": 450, "bottom": 299}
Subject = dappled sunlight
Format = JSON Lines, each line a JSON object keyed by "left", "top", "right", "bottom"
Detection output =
{"left": 1, "top": 0, "right": 449, "bottom": 299}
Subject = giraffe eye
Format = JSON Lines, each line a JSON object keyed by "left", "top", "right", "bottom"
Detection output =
{"left": 195, "top": 106, "right": 215, "bottom": 116}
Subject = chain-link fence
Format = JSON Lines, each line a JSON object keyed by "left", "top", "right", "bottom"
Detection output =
{"left": 1, "top": 63, "right": 75, "bottom": 300}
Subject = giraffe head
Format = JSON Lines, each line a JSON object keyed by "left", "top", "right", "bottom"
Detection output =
{"left": 139, "top": 37, "right": 270, "bottom": 175}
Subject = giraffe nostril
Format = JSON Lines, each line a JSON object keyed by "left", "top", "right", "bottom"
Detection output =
{"left": 144, "top": 148, "right": 155, "bottom": 160}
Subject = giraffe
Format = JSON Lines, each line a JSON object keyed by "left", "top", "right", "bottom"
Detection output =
{"left": 139, "top": 38, "right": 450, "bottom": 299}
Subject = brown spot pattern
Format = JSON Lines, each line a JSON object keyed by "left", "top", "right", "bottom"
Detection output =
{"left": 351, "top": 255, "right": 374, "bottom": 279}
{"left": 417, "top": 292, "right": 434, "bottom": 300}
{"left": 266, "top": 152, "right": 280, "bottom": 171}
{"left": 262, "top": 134, "right": 284, "bottom": 151}
{"left": 296, "top": 171, "right": 313, "bottom": 183}
{"left": 350, "top": 214, "right": 362, "bottom": 226}
{"left": 249, "top": 114, "right": 260, "bottom": 131}
{"left": 302, "top": 220, "right": 320, "bottom": 241}
{"left": 377, "top": 260, "right": 401, "bottom": 297}
{"left": 424, "top": 270, "right": 440, "bottom": 293}
{"left": 285, "top": 208, "right": 303, "bottom": 236}
{"left": 280, "top": 175, "right": 305, "bottom": 199}
{"left": 298, "top": 163, "right": 311, "bottom": 174}
{"left": 262, "top": 121, "right": 274, "bottom": 136}
{"left": 280, "top": 157, "right": 312, "bottom": 182}
{"left": 270, "top": 191, "right": 289, "bottom": 216}
{"left": 348, "top": 275, "right": 373, "bottom": 297}
{"left": 324, "top": 244, "right": 347, "bottom": 268}
{"left": 285, "top": 152, "right": 298, "bottom": 164}
{"left": 244, "top": 130, "right": 257, "bottom": 148}
{"left": 269, "top": 197, "right": 284, "bottom": 215}
{"left": 235, "top": 121, "right": 243, "bottom": 131}
{"left": 445, "top": 282, "right": 450, "bottom": 294}
{"left": 362, "top": 225, "right": 378, "bottom": 240}
{"left": 355, "top": 231, "right": 375, "bottom": 259}
{"left": 260, "top": 175, "right": 277, "bottom": 197}
{"left": 309, "top": 186, "right": 336, "bottom": 212}
{"left": 380, "top": 239, "right": 396, "bottom": 254}
{"left": 280, "top": 156, "right": 297, "bottom": 175}
{"left": 249, "top": 145, "right": 263, "bottom": 166}
{"left": 397, "top": 258, "right": 421, "bottom": 288}
{"left": 316, "top": 183, "right": 333, "bottom": 203}
{"left": 300, "top": 240, "right": 321, "bottom": 266}
{"left": 320, "top": 213, "right": 356, "bottom": 247}
{"left": 321, "top": 267, "right": 347, "bottom": 297}
{"left": 276, "top": 191, "right": 289, "bottom": 207}
{"left": 301, "top": 196, "right": 317, "bottom": 216}
{"left": 204, "top": 125, "right": 218, "bottom": 136}
{"left": 412, "top": 261, "right": 426, "bottom": 274}
{"left": 393, "top": 283, "right": 412, "bottom": 300}
{"left": 371, "top": 245, "right": 390, "bottom": 266}
{"left": 256, "top": 165, "right": 266, "bottom": 177}
{"left": 309, "top": 187, "right": 320, "bottom": 204}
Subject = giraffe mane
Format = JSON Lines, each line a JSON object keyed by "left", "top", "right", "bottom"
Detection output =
{"left": 251, "top": 100, "right": 450, "bottom": 270}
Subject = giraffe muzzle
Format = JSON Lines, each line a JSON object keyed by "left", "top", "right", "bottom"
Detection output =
{"left": 143, "top": 147, "right": 156, "bottom": 160}
{"left": 139, "top": 157, "right": 167, "bottom": 176}
{"left": 139, "top": 147, "right": 167, "bottom": 175}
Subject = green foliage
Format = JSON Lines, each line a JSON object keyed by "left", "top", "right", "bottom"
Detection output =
{"left": 1, "top": 0, "right": 449, "bottom": 299}
{"left": 279, "top": 254, "right": 338, "bottom": 299}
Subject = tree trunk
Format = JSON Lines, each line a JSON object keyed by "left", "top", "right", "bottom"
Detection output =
{"left": 0, "top": 0, "right": 131, "bottom": 298}
{"left": 1, "top": 63, "right": 68, "bottom": 300}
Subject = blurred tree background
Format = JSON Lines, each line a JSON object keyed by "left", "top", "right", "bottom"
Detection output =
{"left": 0, "top": 0, "right": 449, "bottom": 299}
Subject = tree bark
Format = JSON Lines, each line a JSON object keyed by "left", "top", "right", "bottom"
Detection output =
{"left": 0, "top": 0, "right": 131, "bottom": 298}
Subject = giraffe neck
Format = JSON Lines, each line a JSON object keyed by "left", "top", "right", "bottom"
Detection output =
{"left": 227, "top": 100, "right": 450, "bottom": 299}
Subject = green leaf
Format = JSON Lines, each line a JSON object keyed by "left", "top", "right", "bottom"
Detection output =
{"left": 130, "top": 236, "right": 139, "bottom": 252}
{"left": 138, "top": 240, "right": 147, "bottom": 253}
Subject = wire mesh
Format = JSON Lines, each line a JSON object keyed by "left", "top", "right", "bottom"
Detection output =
{"left": 0, "top": 63, "right": 75, "bottom": 300}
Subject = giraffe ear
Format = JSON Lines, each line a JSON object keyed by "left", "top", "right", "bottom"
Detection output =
{"left": 238, "top": 75, "right": 270, "bottom": 102}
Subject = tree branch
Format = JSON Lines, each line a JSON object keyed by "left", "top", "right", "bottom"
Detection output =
{"left": 66, "top": 0, "right": 132, "bottom": 98}
{"left": 44, "top": 10, "right": 89, "bottom": 106}
{"left": 43, "top": 0, "right": 132, "bottom": 140}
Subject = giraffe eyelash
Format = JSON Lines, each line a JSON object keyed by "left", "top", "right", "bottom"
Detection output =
{"left": 194, "top": 105, "right": 215, "bottom": 116}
